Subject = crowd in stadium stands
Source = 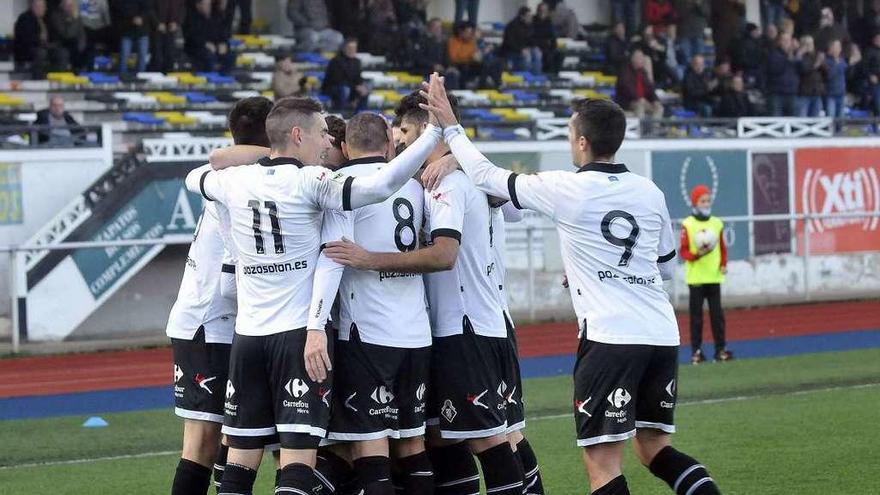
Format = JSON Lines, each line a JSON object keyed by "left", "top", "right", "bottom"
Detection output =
{"left": 9, "top": 0, "right": 880, "bottom": 118}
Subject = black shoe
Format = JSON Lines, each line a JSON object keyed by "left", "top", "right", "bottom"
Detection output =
{"left": 691, "top": 349, "right": 706, "bottom": 365}
{"left": 714, "top": 349, "right": 734, "bottom": 362}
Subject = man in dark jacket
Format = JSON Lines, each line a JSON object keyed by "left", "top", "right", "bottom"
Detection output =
{"left": 682, "top": 54, "right": 718, "bottom": 116}
{"left": 605, "top": 22, "right": 629, "bottom": 75}
{"left": 501, "top": 7, "right": 542, "bottom": 73}
{"left": 866, "top": 32, "right": 880, "bottom": 116}
{"left": 14, "top": 0, "right": 54, "bottom": 78}
{"left": 718, "top": 75, "right": 753, "bottom": 116}
{"left": 676, "top": 0, "right": 709, "bottom": 62}
{"left": 112, "top": 0, "right": 152, "bottom": 74}
{"left": 322, "top": 38, "right": 369, "bottom": 111}
{"left": 414, "top": 18, "right": 461, "bottom": 89}
{"left": 710, "top": 0, "right": 745, "bottom": 61}
{"left": 287, "top": 0, "right": 343, "bottom": 52}
{"left": 814, "top": 7, "right": 849, "bottom": 53}
{"left": 615, "top": 48, "right": 664, "bottom": 118}
{"left": 184, "top": 0, "right": 234, "bottom": 72}
{"left": 49, "top": 0, "right": 87, "bottom": 71}
{"left": 765, "top": 32, "right": 799, "bottom": 116}
{"left": 35, "top": 95, "right": 82, "bottom": 144}
{"left": 732, "top": 23, "right": 765, "bottom": 89}
{"left": 152, "top": 0, "right": 186, "bottom": 72}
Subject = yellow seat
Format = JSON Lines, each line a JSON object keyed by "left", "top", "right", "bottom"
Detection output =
{"left": 261, "top": 90, "right": 274, "bottom": 98}
{"left": 46, "top": 72, "right": 76, "bottom": 82}
{"left": 501, "top": 72, "right": 524, "bottom": 84}
{"left": 491, "top": 109, "right": 530, "bottom": 122}
{"left": 0, "top": 94, "right": 25, "bottom": 106}
{"left": 168, "top": 72, "right": 208, "bottom": 85}
{"left": 236, "top": 54, "right": 255, "bottom": 67}
{"left": 155, "top": 111, "right": 197, "bottom": 125}
{"left": 595, "top": 74, "right": 617, "bottom": 86}
{"left": 465, "top": 127, "right": 476, "bottom": 139}
{"left": 147, "top": 92, "right": 187, "bottom": 104}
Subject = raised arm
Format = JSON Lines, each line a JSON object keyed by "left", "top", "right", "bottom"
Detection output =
{"left": 184, "top": 163, "right": 224, "bottom": 203}
{"left": 323, "top": 236, "right": 459, "bottom": 273}
{"left": 209, "top": 145, "right": 269, "bottom": 170}
{"left": 345, "top": 125, "right": 441, "bottom": 209}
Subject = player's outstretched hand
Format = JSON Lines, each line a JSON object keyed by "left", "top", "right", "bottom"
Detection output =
{"left": 421, "top": 153, "right": 459, "bottom": 191}
{"left": 323, "top": 237, "right": 376, "bottom": 270}
{"left": 304, "top": 329, "right": 332, "bottom": 383}
{"left": 419, "top": 72, "right": 458, "bottom": 128}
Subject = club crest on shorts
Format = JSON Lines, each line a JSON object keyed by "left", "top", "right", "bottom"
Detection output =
{"left": 285, "top": 378, "right": 309, "bottom": 398}
{"left": 441, "top": 399, "right": 457, "bottom": 423}
{"left": 607, "top": 388, "right": 632, "bottom": 409}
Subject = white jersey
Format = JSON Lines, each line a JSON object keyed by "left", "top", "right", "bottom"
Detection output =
{"left": 165, "top": 202, "right": 237, "bottom": 344}
{"left": 423, "top": 171, "right": 507, "bottom": 338}
{"left": 445, "top": 126, "right": 679, "bottom": 346}
{"left": 312, "top": 157, "right": 431, "bottom": 348}
{"left": 188, "top": 157, "right": 350, "bottom": 336}
{"left": 491, "top": 202, "right": 522, "bottom": 319}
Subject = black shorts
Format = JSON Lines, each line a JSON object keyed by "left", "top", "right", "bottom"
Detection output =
{"left": 222, "top": 329, "right": 335, "bottom": 450}
{"left": 503, "top": 314, "right": 526, "bottom": 433}
{"left": 326, "top": 325, "right": 430, "bottom": 441}
{"left": 172, "top": 327, "right": 231, "bottom": 424}
{"left": 573, "top": 335, "right": 678, "bottom": 447}
{"left": 428, "top": 317, "right": 512, "bottom": 439}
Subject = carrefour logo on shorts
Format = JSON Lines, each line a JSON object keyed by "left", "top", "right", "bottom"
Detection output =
{"left": 371, "top": 385, "right": 394, "bottom": 404}
{"left": 286, "top": 378, "right": 309, "bottom": 398}
{"left": 607, "top": 388, "right": 632, "bottom": 409}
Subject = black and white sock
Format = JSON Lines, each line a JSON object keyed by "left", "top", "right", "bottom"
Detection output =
{"left": 396, "top": 451, "right": 434, "bottom": 494}
{"left": 517, "top": 439, "right": 544, "bottom": 494}
{"left": 475, "top": 443, "right": 524, "bottom": 495}
{"left": 592, "top": 475, "right": 630, "bottom": 495}
{"left": 428, "top": 443, "right": 480, "bottom": 495}
{"left": 315, "top": 449, "right": 355, "bottom": 493}
{"left": 213, "top": 444, "right": 229, "bottom": 493}
{"left": 649, "top": 446, "right": 721, "bottom": 495}
{"left": 277, "top": 462, "right": 321, "bottom": 495}
{"left": 353, "top": 456, "right": 394, "bottom": 495}
{"left": 216, "top": 462, "right": 257, "bottom": 495}
{"left": 172, "top": 458, "right": 212, "bottom": 495}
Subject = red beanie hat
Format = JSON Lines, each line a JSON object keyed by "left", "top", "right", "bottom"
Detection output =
{"left": 691, "top": 184, "right": 711, "bottom": 206}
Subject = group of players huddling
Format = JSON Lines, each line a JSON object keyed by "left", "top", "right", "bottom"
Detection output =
{"left": 166, "top": 73, "right": 723, "bottom": 495}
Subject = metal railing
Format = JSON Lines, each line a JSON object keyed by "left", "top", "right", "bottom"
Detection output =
{"left": 0, "top": 124, "right": 104, "bottom": 148}
{"left": 2, "top": 211, "right": 878, "bottom": 353}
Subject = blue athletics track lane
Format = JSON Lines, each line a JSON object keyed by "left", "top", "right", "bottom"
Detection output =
{"left": 1, "top": 300, "right": 878, "bottom": 420}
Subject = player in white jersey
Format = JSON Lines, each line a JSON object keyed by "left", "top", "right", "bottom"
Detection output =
{"left": 307, "top": 112, "right": 434, "bottom": 495}
{"left": 183, "top": 95, "right": 443, "bottom": 495}
{"left": 323, "top": 90, "right": 526, "bottom": 495}
{"left": 420, "top": 75, "right": 722, "bottom": 495}
{"left": 167, "top": 96, "right": 272, "bottom": 495}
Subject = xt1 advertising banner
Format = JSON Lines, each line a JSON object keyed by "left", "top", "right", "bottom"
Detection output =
{"left": 651, "top": 150, "right": 750, "bottom": 260}
{"left": 795, "top": 148, "right": 880, "bottom": 254}
{"left": 751, "top": 153, "right": 792, "bottom": 255}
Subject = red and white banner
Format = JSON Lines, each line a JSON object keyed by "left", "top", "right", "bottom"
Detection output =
{"left": 795, "top": 148, "right": 880, "bottom": 254}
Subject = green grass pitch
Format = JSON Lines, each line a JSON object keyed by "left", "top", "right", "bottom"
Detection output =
{"left": 1, "top": 349, "right": 879, "bottom": 494}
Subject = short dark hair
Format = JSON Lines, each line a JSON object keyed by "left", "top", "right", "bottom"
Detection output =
{"left": 325, "top": 115, "right": 346, "bottom": 150}
{"left": 394, "top": 89, "right": 460, "bottom": 125}
{"left": 228, "top": 96, "right": 273, "bottom": 147}
{"left": 265, "top": 97, "right": 324, "bottom": 149}
{"left": 345, "top": 112, "right": 389, "bottom": 153}
{"left": 571, "top": 98, "right": 626, "bottom": 158}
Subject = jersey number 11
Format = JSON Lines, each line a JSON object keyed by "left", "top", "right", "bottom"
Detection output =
{"left": 248, "top": 200, "right": 284, "bottom": 254}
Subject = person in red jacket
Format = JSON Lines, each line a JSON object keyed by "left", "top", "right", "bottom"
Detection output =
{"left": 680, "top": 185, "right": 733, "bottom": 364}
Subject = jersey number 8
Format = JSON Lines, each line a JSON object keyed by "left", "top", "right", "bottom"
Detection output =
{"left": 248, "top": 200, "right": 284, "bottom": 254}
{"left": 601, "top": 210, "right": 640, "bottom": 267}
{"left": 393, "top": 198, "right": 416, "bottom": 252}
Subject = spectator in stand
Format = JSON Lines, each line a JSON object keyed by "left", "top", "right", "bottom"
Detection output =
{"left": 766, "top": 31, "right": 800, "bottom": 116}
{"left": 362, "top": 0, "right": 399, "bottom": 55}
{"left": 733, "top": 23, "right": 765, "bottom": 89}
{"left": 761, "top": 23, "right": 779, "bottom": 66}
{"left": 396, "top": 0, "right": 429, "bottom": 29}
{"left": 852, "top": 1, "right": 880, "bottom": 49}
{"left": 611, "top": 0, "right": 639, "bottom": 37}
{"left": 534, "top": 2, "right": 561, "bottom": 73}
{"left": 151, "top": 0, "right": 185, "bottom": 73}
{"left": 80, "top": 0, "right": 113, "bottom": 67}
{"left": 676, "top": 0, "right": 709, "bottom": 63}
{"left": 615, "top": 48, "right": 665, "bottom": 118}
{"left": 454, "top": 0, "right": 479, "bottom": 24}
{"left": 711, "top": 0, "right": 745, "bottom": 62}
{"left": 48, "top": 0, "right": 87, "bottom": 71}
{"left": 287, "top": 0, "right": 344, "bottom": 52}
{"left": 184, "top": 0, "right": 234, "bottom": 72}
{"left": 718, "top": 75, "right": 753, "bottom": 116}
{"left": 448, "top": 21, "right": 481, "bottom": 86}
{"left": 682, "top": 54, "right": 718, "bottom": 116}
{"left": 229, "top": 0, "right": 253, "bottom": 34}
{"left": 605, "top": 22, "right": 630, "bottom": 74}
{"left": 645, "top": 0, "right": 677, "bottom": 35}
{"left": 824, "top": 39, "right": 848, "bottom": 118}
{"left": 272, "top": 54, "right": 305, "bottom": 99}
{"left": 814, "top": 7, "right": 848, "bottom": 53}
{"left": 113, "top": 0, "right": 152, "bottom": 75}
{"left": 35, "top": 95, "right": 81, "bottom": 145}
{"left": 846, "top": 43, "right": 869, "bottom": 111}
{"left": 548, "top": 0, "right": 582, "bottom": 39}
{"left": 501, "top": 7, "right": 542, "bottom": 74}
{"left": 794, "top": 0, "right": 821, "bottom": 38}
{"left": 14, "top": 0, "right": 54, "bottom": 78}
{"left": 634, "top": 25, "right": 677, "bottom": 86}
{"left": 797, "top": 35, "right": 826, "bottom": 116}
{"left": 761, "top": 0, "right": 786, "bottom": 28}
{"left": 714, "top": 56, "right": 733, "bottom": 89}
{"left": 322, "top": 38, "right": 369, "bottom": 111}
{"left": 414, "top": 18, "right": 461, "bottom": 89}
{"left": 865, "top": 32, "right": 880, "bottom": 116}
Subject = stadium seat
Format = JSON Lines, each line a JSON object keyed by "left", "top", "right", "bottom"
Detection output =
{"left": 0, "top": 93, "right": 25, "bottom": 107}
{"left": 123, "top": 112, "right": 166, "bottom": 125}
{"left": 197, "top": 72, "right": 236, "bottom": 85}
{"left": 113, "top": 92, "right": 158, "bottom": 105}
{"left": 168, "top": 73, "right": 208, "bottom": 85}
{"left": 83, "top": 72, "right": 121, "bottom": 85}
{"left": 183, "top": 92, "right": 218, "bottom": 104}
{"left": 155, "top": 111, "right": 198, "bottom": 125}
{"left": 146, "top": 92, "right": 186, "bottom": 105}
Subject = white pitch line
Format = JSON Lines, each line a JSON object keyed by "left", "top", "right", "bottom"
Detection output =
{"left": 2, "top": 382, "right": 878, "bottom": 470}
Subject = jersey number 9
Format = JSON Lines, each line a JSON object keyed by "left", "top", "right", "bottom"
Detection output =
{"left": 601, "top": 210, "right": 640, "bottom": 267}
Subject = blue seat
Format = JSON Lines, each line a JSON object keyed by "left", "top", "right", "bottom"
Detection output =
{"left": 183, "top": 92, "right": 218, "bottom": 104}
{"left": 123, "top": 112, "right": 165, "bottom": 125}
{"left": 83, "top": 72, "right": 120, "bottom": 84}
{"left": 482, "top": 128, "right": 518, "bottom": 140}
{"left": 93, "top": 56, "right": 113, "bottom": 70}
{"left": 197, "top": 72, "right": 236, "bottom": 84}
{"left": 673, "top": 109, "right": 697, "bottom": 119}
